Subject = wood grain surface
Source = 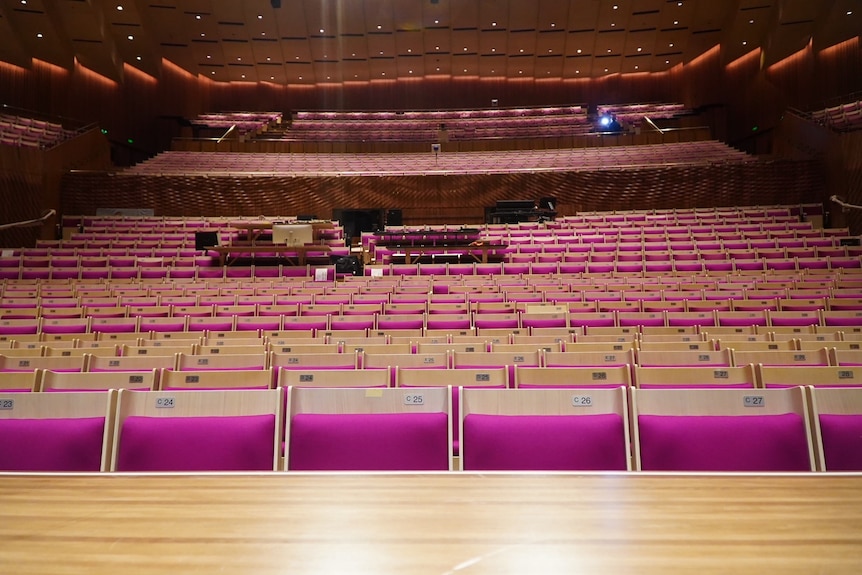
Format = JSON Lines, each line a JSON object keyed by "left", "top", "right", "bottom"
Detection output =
{"left": 1, "top": 473, "right": 861, "bottom": 574}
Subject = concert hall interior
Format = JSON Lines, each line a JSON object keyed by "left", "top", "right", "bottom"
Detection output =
{"left": 1, "top": 1, "right": 862, "bottom": 573}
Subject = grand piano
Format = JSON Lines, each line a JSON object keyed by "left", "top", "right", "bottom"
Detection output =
{"left": 486, "top": 199, "right": 557, "bottom": 224}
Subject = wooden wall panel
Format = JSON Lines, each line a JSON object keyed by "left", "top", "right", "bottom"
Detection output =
{"left": 61, "top": 159, "right": 823, "bottom": 227}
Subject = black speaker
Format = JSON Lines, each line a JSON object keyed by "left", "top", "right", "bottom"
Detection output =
{"left": 270, "top": 0, "right": 281, "bottom": 8}
{"left": 194, "top": 231, "right": 219, "bottom": 251}
{"left": 386, "top": 209, "right": 403, "bottom": 227}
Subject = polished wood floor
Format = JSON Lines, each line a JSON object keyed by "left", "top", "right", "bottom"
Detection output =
{"left": 2, "top": 473, "right": 862, "bottom": 574}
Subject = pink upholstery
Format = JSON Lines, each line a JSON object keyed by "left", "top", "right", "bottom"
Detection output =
{"left": 462, "top": 413, "right": 627, "bottom": 471}
{"left": 638, "top": 413, "right": 810, "bottom": 471}
{"left": 818, "top": 414, "right": 862, "bottom": 471}
{"left": 288, "top": 412, "right": 449, "bottom": 471}
{"left": 116, "top": 414, "right": 276, "bottom": 471}
{"left": 0, "top": 417, "right": 105, "bottom": 471}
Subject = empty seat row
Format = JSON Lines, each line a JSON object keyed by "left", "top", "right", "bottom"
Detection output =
{"left": 2, "top": 385, "right": 861, "bottom": 472}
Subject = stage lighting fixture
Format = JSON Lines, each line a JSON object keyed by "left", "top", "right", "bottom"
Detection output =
{"left": 599, "top": 115, "right": 612, "bottom": 127}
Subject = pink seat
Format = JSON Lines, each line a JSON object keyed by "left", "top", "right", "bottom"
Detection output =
{"left": 286, "top": 387, "right": 450, "bottom": 471}
{"left": 113, "top": 389, "right": 280, "bottom": 472}
{"left": 634, "top": 388, "right": 813, "bottom": 471}
{"left": 0, "top": 391, "right": 114, "bottom": 472}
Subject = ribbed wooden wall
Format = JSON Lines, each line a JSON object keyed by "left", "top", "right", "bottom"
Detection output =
{"left": 61, "top": 158, "right": 824, "bottom": 226}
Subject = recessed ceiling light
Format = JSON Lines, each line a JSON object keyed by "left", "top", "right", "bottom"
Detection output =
{"left": 237, "top": 57, "right": 241, "bottom": 61}
{"left": 463, "top": 68, "right": 467, "bottom": 72}
{"left": 674, "top": 20, "right": 679, "bottom": 25}
{"left": 295, "top": 56, "right": 300, "bottom": 60}
{"left": 665, "top": 60, "right": 669, "bottom": 64}
{"left": 207, "top": 55, "right": 211, "bottom": 59}
{"left": 576, "top": 70, "right": 580, "bottom": 74}
{"left": 266, "top": 57, "right": 271, "bottom": 61}
{"left": 407, "top": 48, "right": 412, "bottom": 53}
{"left": 200, "top": 33, "right": 205, "bottom": 37}
{"left": 381, "top": 72, "right": 385, "bottom": 76}
{"left": 613, "top": 5, "right": 618, "bottom": 9}
{"left": 435, "top": 46, "right": 440, "bottom": 50}
{"left": 607, "top": 49, "right": 612, "bottom": 53}
{"left": 127, "top": 35, "right": 134, "bottom": 40}
{"left": 551, "top": 23, "right": 556, "bottom": 27}
{"left": 379, "top": 51, "right": 384, "bottom": 54}
{"left": 519, "top": 48, "right": 524, "bottom": 53}
{"left": 261, "top": 32, "right": 265, "bottom": 36}
{"left": 299, "top": 76, "right": 303, "bottom": 80}
{"left": 491, "top": 48, "right": 496, "bottom": 52}
{"left": 750, "top": 19, "right": 755, "bottom": 24}
{"left": 637, "top": 47, "right": 642, "bottom": 52}
{"left": 377, "top": 25, "right": 382, "bottom": 29}
{"left": 669, "top": 43, "right": 674, "bottom": 47}
{"left": 241, "top": 74, "right": 246, "bottom": 79}
{"left": 326, "top": 76, "right": 330, "bottom": 80}
{"left": 519, "top": 70, "right": 523, "bottom": 74}
{"left": 611, "top": 23, "right": 616, "bottom": 27}
{"left": 116, "top": 5, "right": 123, "bottom": 11}
{"left": 409, "top": 70, "right": 413, "bottom": 74}
{"left": 742, "top": 41, "right": 747, "bottom": 45}
{"left": 847, "top": 11, "right": 853, "bottom": 15}
{"left": 211, "top": 71, "right": 215, "bottom": 75}
{"left": 464, "top": 47, "right": 468, "bottom": 51}
{"left": 36, "top": 32, "right": 42, "bottom": 38}
{"left": 319, "top": 29, "right": 324, "bottom": 33}
{"left": 577, "top": 49, "right": 582, "bottom": 54}
{"left": 136, "top": 56, "right": 141, "bottom": 61}
{"left": 196, "top": 15, "right": 201, "bottom": 20}
{"left": 258, "top": 15, "right": 263, "bottom": 20}
{"left": 634, "top": 65, "right": 639, "bottom": 69}
{"left": 548, "top": 49, "right": 552, "bottom": 53}
{"left": 270, "top": 76, "right": 274, "bottom": 80}
{"left": 604, "top": 68, "right": 608, "bottom": 72}
{"left": 492, "top": 22, "right": 497, "bottom": 27}
{"left": 436, "top": 67, "right": 440, "bottom": 71}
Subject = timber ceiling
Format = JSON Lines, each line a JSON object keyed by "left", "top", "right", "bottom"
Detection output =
{"left": 0, "top": 0, "right": 857, "bottom": 87}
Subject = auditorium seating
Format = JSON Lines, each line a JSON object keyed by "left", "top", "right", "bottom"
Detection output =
{"left": 1, "top": 202, "right": 861, "bottom": 473}
{"left": 126, "top": 141, "right": 751, "bottom": 177}
{"left": 111, "top": 388, "right": 282, "bottom": 472}
{"left": 0, "top": 390, "right": 117, "bottom": 471}
{"left": 460, "top": 387, "right": 631, "bottom": 471}
{"left": 285, "top": 386, "right": 451, "bottom": 471}
{"left": 632, "top": 387, "right": 816, "bottom": 472}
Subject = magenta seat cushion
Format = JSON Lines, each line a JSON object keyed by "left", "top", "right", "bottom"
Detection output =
{"left": 117, "top": 414, "right": 275, "bottom": 471}
{"left": 819, "top": 414, "right": 862, "bottom": 471}
{"left": 288, "top": 412, "right": 449, "bottom": 471}
{"left": 462, "top": 413, "right": 627, "bottom": 471}
{"left": 0, "top": 417, "right": 105, "bottom": 471}
{"left": 638, "top": 413, "right": 810, "bottom": 471}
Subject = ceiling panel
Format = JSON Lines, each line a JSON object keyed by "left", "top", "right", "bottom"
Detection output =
{"left": 0, "top": 0, "right": 850, "bottom": 90}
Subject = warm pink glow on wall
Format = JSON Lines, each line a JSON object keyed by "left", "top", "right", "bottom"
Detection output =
{"left": 819, "top": 35, "right": 860, "bottom": 57}
{"left": 162, "top": 58, "right": 196, "bottom": 80}
{"left": 123, "top": 62, "right": 156, "bottom": 85}
{"left": 768, "top": 39, "right": 813, "bottom": 74}
{"left": 73, "top": 58, "right": 117, "bottom": 88}
{"left": 726, "top": 48, "right": 762, "bottom": 72}
{"left": 688, "top": 44, "right": 721, "bottom": 68}
{"left": 0, "top": 59, "right": 30, "bottom": 74}
{"left": 32, "top": 58, "right": 68, "bottom": 76}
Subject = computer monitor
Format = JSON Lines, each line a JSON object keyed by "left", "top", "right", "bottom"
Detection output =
{"left": 272, "top": 223, "right": 314, "bottom": 246}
